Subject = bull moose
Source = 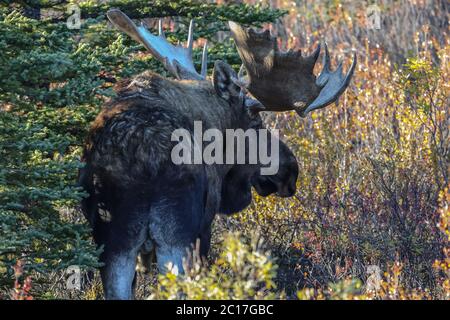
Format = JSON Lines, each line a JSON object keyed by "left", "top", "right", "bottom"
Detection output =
{"left": 79, "top": 9, "right": 356, "bottom": 299}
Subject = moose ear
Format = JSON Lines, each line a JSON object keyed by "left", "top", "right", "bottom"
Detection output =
{"left": 212, "top": 60, "right": 241, "bottom": 102}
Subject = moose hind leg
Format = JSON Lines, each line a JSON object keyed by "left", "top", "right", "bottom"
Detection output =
{"left": 94, "top": 211, "right": 148, "bottom": 299}
{"left": 101, "top": 250, "right": 138, "bottom": 300}
{"left": 149, "top": 178, "right": 207, "bottom": 275}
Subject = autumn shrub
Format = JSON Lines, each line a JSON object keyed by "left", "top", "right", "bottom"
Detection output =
{"left": 149, "top": 232, "right": 280, "bottom": 300}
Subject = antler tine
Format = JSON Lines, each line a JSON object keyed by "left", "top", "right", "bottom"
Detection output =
{"left": 316, "top": 42, "right": 331, "bottom": 87}
{"left": 107, "top": 9, "right": 206, "bottom": 81}
{"left": 158, "top": 19, "right": 165, "bottom": 38}
{"left": 187, "top": 20, "right": 195, "bottom": 57}
{"left": 301, "top": 50, "right": 357, "bottom": 116}
{"left": 236, "top": 64, "right": 247, "bottom": 104}
{"left": 237, "top": 64, "right": 249, "bottom": 104}
{"left": 238, "top": 64, "right": 245, "bottom": 78}
{"left": 201, "top": 41, "right": 208, "bottom": 78}
{"left": 231, "top": 64, "right": 249, "bottom": 89}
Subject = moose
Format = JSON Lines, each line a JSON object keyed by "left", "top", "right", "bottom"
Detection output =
{"left": 79, "top": 9, "right": 355, "bottom": 299}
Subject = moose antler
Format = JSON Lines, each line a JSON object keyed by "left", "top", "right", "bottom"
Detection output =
{"left": 228, "top": 21, "right": 356, "bottom": 117}
{"left": 107, "top": 9, "right": 207, "bottom": 80}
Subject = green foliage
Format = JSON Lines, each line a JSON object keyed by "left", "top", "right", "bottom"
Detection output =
{"left": 0, "top": 8, "right": 104, "bottom": 287}
{"left": 0, "top": 1, "right": 285, "bottom": 294}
